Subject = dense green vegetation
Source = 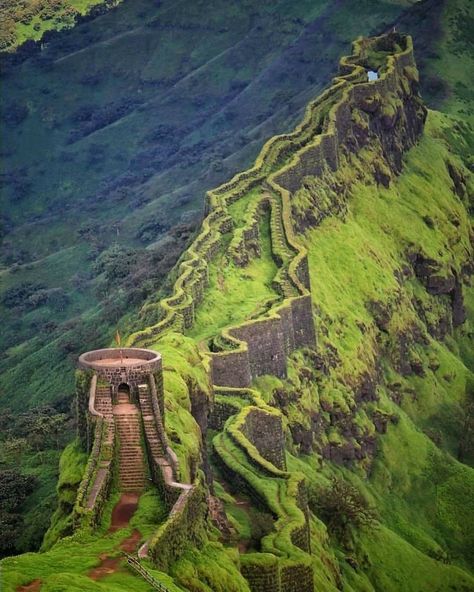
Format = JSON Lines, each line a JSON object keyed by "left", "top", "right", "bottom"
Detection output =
{"left": 1, "top": 0, "right": 456, "bottom": 413}
{"left": 0, "top": 403, "right": 74, "bottom": 556}
{"left": 188, "top": 214, "right": 278, "bottom": 344}
{"left": 0, "top": 0, "right": 473, "bottom": 590}
{"left": 0, "top": 0, "right": 121, "bottom": 51}
{"left": 6, "top": 73, "right": 473, "bottom": 592}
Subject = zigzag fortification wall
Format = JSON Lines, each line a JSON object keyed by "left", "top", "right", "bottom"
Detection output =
{"left": 73, "top": 32, "right": 426, "bottom": 592}
{"left": 127, "top": 33, "right": 425, "bottom": 392}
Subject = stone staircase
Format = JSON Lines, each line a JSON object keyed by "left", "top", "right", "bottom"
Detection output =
{"left": 114, "top": 393, "right": 146, "bottom": 492}
{"left": 139, "top": 388, "right": 166, "bottom": 460}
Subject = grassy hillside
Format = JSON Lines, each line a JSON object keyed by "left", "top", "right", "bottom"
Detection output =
{"left": 0, "top": 0, "right": 122, "bottom": 51}
{"left": 0, "top": 0, "right": 457, "bottom": 413}
{"left": 3, "top": 38, "right": 473, "bottom": 592}
{"left": 0, "top": 0, "right": 473, "bottom": 586}
{"left": 3, "top": 99, "right": 473, "bottom": 592}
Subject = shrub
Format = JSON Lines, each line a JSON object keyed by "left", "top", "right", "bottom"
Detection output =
{"left": 309, "top": 477, "right": 378, "bottom": 544}
{"left": 248, "top": 510, "right": 274, "bottom": 550}
{"left": 1, "top": 281, "right": 46, "bottom": 308}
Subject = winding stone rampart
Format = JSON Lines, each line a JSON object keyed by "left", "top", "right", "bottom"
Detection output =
{"left": 240, "top": 408, "right": 286, "bottom": 471}
{"left": 212, "top": 387, "right": 313, "bottom": 591}
{"left": 127, "top": 32, "right": 424, "bottom": 400}
{"left": 73, "top": 32, "right": 426, "bottom": 591}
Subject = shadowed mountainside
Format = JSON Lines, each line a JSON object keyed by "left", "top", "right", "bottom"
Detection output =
{"left": 2, "top": 27, "right": 473, "bottom": 592}
{"left": 2, "top": 0, "right": 465, "bottom": 411}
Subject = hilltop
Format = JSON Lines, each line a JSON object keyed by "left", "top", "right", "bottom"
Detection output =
{"left": 0, "top": 0, "right": 122, "bottom": 52}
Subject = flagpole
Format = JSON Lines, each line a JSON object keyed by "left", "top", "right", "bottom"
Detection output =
{"left": 115, "top": 329, "right": 123, "bottom": 365}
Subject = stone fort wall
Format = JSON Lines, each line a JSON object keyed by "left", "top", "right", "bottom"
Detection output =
{"left": 74, "top": 32, "right": 426, "bottom": 592}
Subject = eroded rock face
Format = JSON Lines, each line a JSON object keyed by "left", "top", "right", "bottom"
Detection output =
{"left": 290, "top": 423, "right": 313, "bottom": 455}
{"left": 451, "top": 278, "right": 467, "bottom": 327}
{"left": 408, "top": 251, "right": 467, "bottom": 326}
{"left": 447, "top": 161, "right": 467, "bottom": 198}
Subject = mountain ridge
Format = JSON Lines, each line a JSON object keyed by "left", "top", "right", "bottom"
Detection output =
{"left": 3, "top": 27, "right": 473, "bottom": 592}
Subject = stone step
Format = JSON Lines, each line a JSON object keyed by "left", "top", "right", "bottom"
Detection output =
{"left": 121, "top": 477, "right": 145, "bottom": 483}
{"left": 121, "top": 482, "right": 145, "bottom": 486}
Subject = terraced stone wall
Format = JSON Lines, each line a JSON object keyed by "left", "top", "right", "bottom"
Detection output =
{"left": 213, "top": 394, "right": 313, "bottom": 592}
{"left": 209, "top": 397, "right": 242, "bottom": 431}
{"left": 73, "top": 375, "right": 116, "bottom": 530}
{"left": 274, "top": 33, "right": 426, "bottom": 203}
{"left": 240, "top": 555, "right": 281, "bottom": 592}
{"left": 211, "top": 295, "right": 315, "bottom": 388}
{"left": 147, "top": 481, "right": 207, "bottom": 572}
{"left": 240, "top": 408, "right": 286, "bottom": 471}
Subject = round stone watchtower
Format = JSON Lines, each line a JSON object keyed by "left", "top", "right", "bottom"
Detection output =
{"left": 78, "top": 347, "right": 162, "bottom": 403}
{"left": 76, "top": 347, "right": 165, "bottom": 455}
{"left": 75, "top": 346, "right": 171, "bottom": 516}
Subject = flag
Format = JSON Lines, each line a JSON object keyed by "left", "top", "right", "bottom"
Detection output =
{"left": 115, "top": 329, "right": 121, "bottom": 347}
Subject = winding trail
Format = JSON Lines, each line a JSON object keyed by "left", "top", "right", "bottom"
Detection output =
{"left": 88, "top": 493, "right": 142, "bottom": 581}
{"left": 16, "top": 580, "right": 41, "bottom": 592}
{"left": 109, "top": 492, "right": 140, "bottom": 531}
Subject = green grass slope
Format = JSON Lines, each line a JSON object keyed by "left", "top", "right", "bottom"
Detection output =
{"left": 0, "top": 0, "right": 121, "bottom": 52}
{"left": 1, "top": 2, "right": 473, "bottom": 590}
{"left": 0, "top": 0, "right": 456, "bottom": 413}
{"left": 266, "top": 109, "right": 474, "bottom": 588}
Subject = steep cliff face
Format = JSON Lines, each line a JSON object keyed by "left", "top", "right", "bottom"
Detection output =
{"left": 285, "top": 33, "right": 427, "bottom": 231}
{"left": 276, "top": 110, "right": 474, "bottom": 588}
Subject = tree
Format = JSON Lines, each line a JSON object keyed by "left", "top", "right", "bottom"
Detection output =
{"left": 0, "top": 469, "right": 37, "bottom": 557}
{"left": 0, "top": 437, "right": 30, "bottom": 465}
{"left": 309, "top": 477, "right": 378, "bottom": 544}
{"left": 0, "top": 469, "right": 36, "bottom": 513}
{"left": 16, "top": 407, "right": 68, "bottom": 451}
